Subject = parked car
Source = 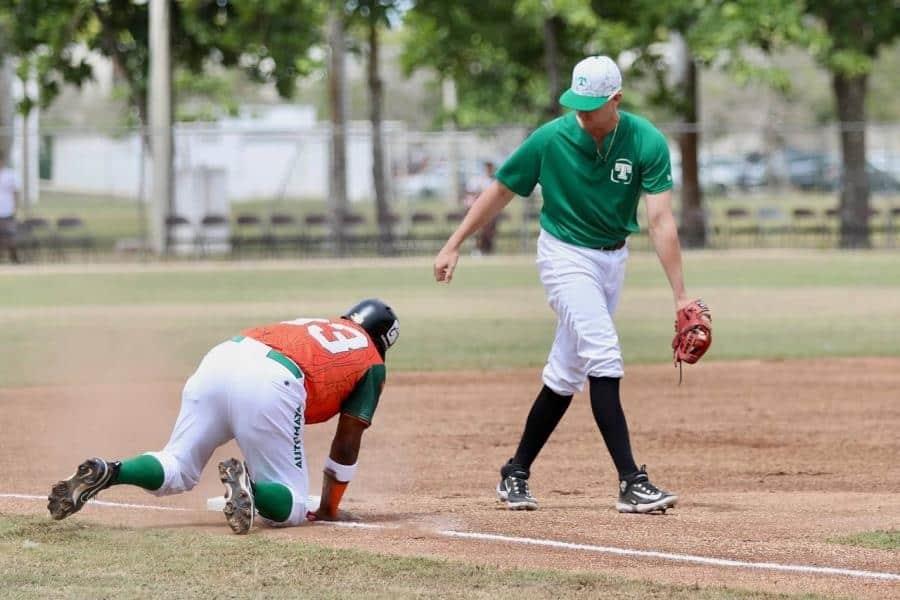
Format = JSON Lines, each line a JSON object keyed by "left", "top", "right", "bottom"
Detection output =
{"left": 692, "top": 154, "right": 768, "bottom": 193}
{"left": 781, "top": 149, "right": 900, "bottom": 193}
{"left": 396, "top": 160, "right": 492, "bottom": 201}
{"left": 396, "top": 164, "right": 452, "bottom": 199}
{"left": 736, "top": 152, "right": 769, "bottom": 189}
{"left": 700, "top": 156, "right": 746, "bottom": 193}
{"left": 782, "top": 150, "right": 836, "bottom": 191}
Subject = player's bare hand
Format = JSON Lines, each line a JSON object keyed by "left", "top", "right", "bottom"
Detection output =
{"left": 307, "top": 508, "right": 358, "bottom": 522}
{"left": 434, "top": 246, "right": 460, "bottom": 284}
{"left": 675, "top": 296, "right": 693, "bottom": 312}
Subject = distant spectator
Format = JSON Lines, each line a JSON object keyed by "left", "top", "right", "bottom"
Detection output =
{"left": 0, "top": 155, "right": 21, "bottom": 264}
{"left": 464, "top": 161, "right": 498, "bottom": 255}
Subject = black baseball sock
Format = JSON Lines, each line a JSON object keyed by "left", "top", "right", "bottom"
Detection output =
{"left": 589, "top": 376, "right": 639, "bottom": 480}
{"left": 505, "top": 385, "right": 573, "bottom": 478}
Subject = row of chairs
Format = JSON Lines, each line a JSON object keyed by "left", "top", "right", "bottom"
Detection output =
{"left": 15, "top": 216, "right": 93, "bottom": 255}
{"left": 714, "top": 205, "right": 900, "bottom": 248}
{"left": 19, "top": 215, "right": 89, "bottom": 233}
{"left": 161, "top": 209, "right": 525, "bottom": 256}
{"left": 723, "top": 206, "right": 900, "bottom": 220}
{"left": 166, "top": 209, "right": 520, "bottom": 231}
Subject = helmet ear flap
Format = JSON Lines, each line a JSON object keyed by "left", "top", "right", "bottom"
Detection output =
{"left": 341, "top": 299, "right": 399, "bottom": 355}
{"left": 380, "top": 319, "right": 400, "bottom": 353}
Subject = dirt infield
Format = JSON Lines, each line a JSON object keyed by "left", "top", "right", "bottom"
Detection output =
{"left": 3, "top": 358, "right": 898, "bottom": 598}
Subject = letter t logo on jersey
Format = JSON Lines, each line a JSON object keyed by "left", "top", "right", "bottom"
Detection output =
{"left": 611, "top": 159, "right": 633, "bottom": 184}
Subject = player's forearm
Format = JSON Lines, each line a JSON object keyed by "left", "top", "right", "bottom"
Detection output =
{"left": 317, "top": 470, "right": 348, "bottom": 518}
{"left": 315, "top": 415, "right": 365, "bottom": 519}
{"left": 443, "top": 182, "right": 514, "bottom": 251}
{"left": 648, "top": 212, "right": 687, "bottom": 306}
{"left": 317, "top": 451, "right": 358, "bottom": 518}
{"left": 329, "top": 431, "right": 361, "bottom": 465}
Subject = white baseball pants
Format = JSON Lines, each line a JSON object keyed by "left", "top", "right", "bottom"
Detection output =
{"left": 537, "top": 229, "right": 628, "bottom": 395}
{"left": 146, "top": 337, "right": 310, "bottom": 525}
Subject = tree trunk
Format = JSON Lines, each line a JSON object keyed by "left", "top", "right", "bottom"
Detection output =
{"left": 543, "top": 16, "right": 563, "bottom": 119}
{"left": 328, "top": 4, "right": 348, "bottom": 256}
{"left": 368, "top": 18, "right": 392, "bottom": 254}
{"left": 678, "top": 54, "right": 705, "bottom": 248}
{"left": 0, "top": 50, "right": 13, "bottom": 162}
{"left": 832, "top": 72, "right": 870, "bottom": 248}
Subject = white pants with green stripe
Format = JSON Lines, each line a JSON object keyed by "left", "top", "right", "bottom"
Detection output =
{"left": 537, "top": 229, "right": 627, "bottom": 395}
{"left": 147, "top": 337, "right": 309, "bottom": 525}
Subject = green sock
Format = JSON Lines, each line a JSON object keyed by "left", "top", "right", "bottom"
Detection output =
{"left": 113, "top": 454, "right": 165, "bottom": 491}
{"left": 252, "top": 481, "right": 293, "bottom": 523}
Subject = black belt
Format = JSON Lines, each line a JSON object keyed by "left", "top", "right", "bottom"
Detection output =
{"left": 595, "top": 239, "right": 626, "bottom": 251}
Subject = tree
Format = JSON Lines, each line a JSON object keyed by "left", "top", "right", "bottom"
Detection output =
{"left": 347, "top": 0, "right": 403, "bottom": 254}
{"left": 327, "top": 1, "right": 349, "bottom": 256}
{"left": 401, "top": 1, "right": 598, "bottom": 128}
{"left": 588, "top": 1, "right": 709, "bottom": 245}
{"left": 3, "top": 0, "right": 324, "bottom": 249}
{"left": 511, "top": 0, "right": 602, "bottom": 120}
{"left": 800, "top": 1, "right": 900, "bottom": 248}
{"left": 590, "top": 0, "right": 804, "bottom": 248}
{"left": 0, "top": 19, "right": 13, "bottom": 161}
{"left": 2, "top": 1, "right": 324, "bottom": 157}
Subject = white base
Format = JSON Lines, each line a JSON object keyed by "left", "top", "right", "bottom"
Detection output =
{"left": 206, "top": 494, "right": 320, "bottom": 512}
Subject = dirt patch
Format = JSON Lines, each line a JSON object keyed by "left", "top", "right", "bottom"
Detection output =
{"left": 2, "top": 358, "right": 899, "bottom": 598}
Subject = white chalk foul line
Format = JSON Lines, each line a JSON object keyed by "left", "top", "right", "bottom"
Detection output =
{"left": 440, "top": 530, "right": 900, "bottom": 582}
{"left": 0, "top": 493, "right": 195, "bottom": 512}
{"left": 329, "top": 521, "right": 387, "bottom": 530}
{"left": 4, "top": 492, "right": 897, "bottom": 582}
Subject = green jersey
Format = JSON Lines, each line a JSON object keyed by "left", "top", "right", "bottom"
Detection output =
{"left": 496, "top": 111, "right": 673, "bottom": 248}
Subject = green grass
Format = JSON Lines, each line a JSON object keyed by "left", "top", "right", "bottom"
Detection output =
{"left": 828, "top": 530, "right": 900, "bottom": 551}
{"left": 0, "top": 515, "right": 823, "bottom": 600}
{"left": 3, "top": 252, "right": 899, "bottom": 307}
{"left": 2, "top": 252, "right": 899, "bottom": 387}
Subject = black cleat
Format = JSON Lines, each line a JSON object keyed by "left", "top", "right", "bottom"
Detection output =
{"left": 48, "top": 458, "right": 119, "bottom": 520}
{"left": 218, "top": 458, "right": 255, "bottom": 534}
{"left": 496, "top": 463, "right": 538, "bottom": 511}
{"left": 616, "top": 465, "right": 678, "bottom": 514}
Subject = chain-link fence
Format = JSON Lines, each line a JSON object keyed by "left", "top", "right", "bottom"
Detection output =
{"left": 4, "top": 120, "right": 900, "bottom": 261}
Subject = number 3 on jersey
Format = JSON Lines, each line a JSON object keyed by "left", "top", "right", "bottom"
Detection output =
{"left": 281, "top": 318, "right": 369, "bottom": 354}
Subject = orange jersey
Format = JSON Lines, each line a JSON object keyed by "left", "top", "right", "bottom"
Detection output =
{"left": 243, "top": 318, "right": 384, "bottom": 424}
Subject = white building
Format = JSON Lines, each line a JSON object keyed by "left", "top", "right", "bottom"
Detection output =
{"left": 44, "top": 104, "right": 413, "bottom": 205}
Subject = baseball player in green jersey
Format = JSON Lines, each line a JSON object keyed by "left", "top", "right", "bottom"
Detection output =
{"left": 434, "top": 56, "right": 695, "bottom": 514}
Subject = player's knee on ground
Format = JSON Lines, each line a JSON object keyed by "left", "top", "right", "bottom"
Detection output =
{"left": 142, "top": 451, "right": 202, "bottom": 496}
{"left": 254, "top": 481, "right": 307, "bottom": 527}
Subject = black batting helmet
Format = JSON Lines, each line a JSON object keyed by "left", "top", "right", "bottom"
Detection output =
{"left": 341, "top": 298, "right": 399, "bottom": 357}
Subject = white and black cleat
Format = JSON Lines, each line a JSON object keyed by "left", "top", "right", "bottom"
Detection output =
{"left": 616, "top": 466, "right": 678, "bottom": 514}
{"left": 218, "top": 458, "right": 255, "bottom": 534}
{"left": 48, "top": 458, "right": 118, "bottom": 520}
{"left": 497, "top": 474, "right": 539, "bottom": 511}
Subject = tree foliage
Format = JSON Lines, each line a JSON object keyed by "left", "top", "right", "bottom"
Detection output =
{"left": 346, "top": 0, "right": 404, "bottom": 250}
{"left": 590, "top": 0, "right": 808, "bottom": 115}
{"left": 798, "top": 0, "right": 900, "bottom": 248}
{"left": 803, "top": 0, "right": 900, "bottom": 75}
{"left": 401, "top": 1, "right": 603, "bottom": 127}
{"left": 1, "top": 0, "right": 93, "bottom": 115}
{"left": 0, "top": 0, "right": 326, "bottom": 120}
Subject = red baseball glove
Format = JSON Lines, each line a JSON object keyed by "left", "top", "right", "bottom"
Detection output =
{"left": 672, "top": 299, "right": 712, "bottom": 372}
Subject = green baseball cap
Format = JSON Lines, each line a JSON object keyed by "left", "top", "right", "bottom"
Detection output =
{"left": 559, "top": 56, "right": 622, "bottom": 112}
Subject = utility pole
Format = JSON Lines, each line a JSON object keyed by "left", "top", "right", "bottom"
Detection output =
{"left": 442, "top": 78, "right": 460, "bottom": 205}
{"left": 149, "top": 0, "right": 172, "bottom": 254}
